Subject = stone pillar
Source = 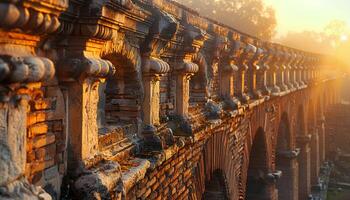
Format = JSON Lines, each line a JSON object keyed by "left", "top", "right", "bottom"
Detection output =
{"left": 142, "top": 57, "right": 170, "bottom": 127}
{"left": 0, "top": 98, "right": 27, "bottom": 187}
{"left": 297, "top": 134, "right": 312, "bottom": 200}
{"left": 249, "top": 47, "right": 264, "bottom": 99}
{"left": 310, "top": 127, "right": 320, "bottom": 184}
{"left": 220, "top": 62, "right": 240, "bottom": 109}
{"left": 246, "top": 172, "right": 280, "bottom": 200}
{"left": 237, "top": 43, "right": 256, "bottom": 102}
{"left": 318, "top": 117, "right": 326, "bottom": 163}
{"left": 276, "top": 50, "right": 288, "bottom": 92}
{"left": 59, "top": 58, "right": 115, "bottom": 170}
{"left": 260, "top": 45, "right": 274, "bottom": 95}
{"left": 257, "top": 66, "right": 270, "bottom": 96}
{"left": 66, "top": 80, "right": 99, "bottom": 165}
{"left": 276, "top": 150, "right": 300, "bottom": 200}
{"left": 175, "top": 61, "right": 198, "bottom": 117}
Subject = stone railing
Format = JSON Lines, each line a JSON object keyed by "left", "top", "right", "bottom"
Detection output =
{"left": 0, "top": 0, "right": 342, "bottom": 199}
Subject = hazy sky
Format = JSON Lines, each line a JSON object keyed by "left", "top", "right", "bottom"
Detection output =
{"left": 264, "top": 0, "right": 350, "bottom": 36}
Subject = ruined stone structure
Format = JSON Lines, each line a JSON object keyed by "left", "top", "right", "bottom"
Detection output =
{"left": 0, "top": 0, "right": 344, "bottom": 200}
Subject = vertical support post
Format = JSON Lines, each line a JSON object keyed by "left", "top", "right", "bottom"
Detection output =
{"left": 175, "top": 61, "right": 198, "bottom": 117}
{"left": 66, "top": 79, "right": 100, "bottom": 169}
{"left": 142, "top": 74, "right": 161, "bottom": 126}
{"left": 297, "top": 135, "right": 312, "bottom": 200}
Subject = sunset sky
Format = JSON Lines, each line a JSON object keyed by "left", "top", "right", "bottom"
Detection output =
{"left": 264, "top": 0, "right": 350, "bottom": 37}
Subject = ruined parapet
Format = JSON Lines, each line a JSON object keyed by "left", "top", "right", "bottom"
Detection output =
{"left": 0, "top": 0, "right": 68, "bottom": 199}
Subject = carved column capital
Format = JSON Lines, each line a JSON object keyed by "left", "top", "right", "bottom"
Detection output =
{"left": 57, "top": 57, "right": 115, "bottom": 82}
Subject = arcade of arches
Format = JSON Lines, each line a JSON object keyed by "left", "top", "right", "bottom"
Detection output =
{"left": 0, "top": 0, "right": 346, "bottom": 200}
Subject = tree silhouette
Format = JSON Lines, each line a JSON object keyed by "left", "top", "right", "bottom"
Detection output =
{"left": 175, "top": 0, "right": 277, "bottom": 40}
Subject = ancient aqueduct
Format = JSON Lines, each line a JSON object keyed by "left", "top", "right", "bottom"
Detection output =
{"left": 0, "top": 0, "right": 344, "bottom": 200}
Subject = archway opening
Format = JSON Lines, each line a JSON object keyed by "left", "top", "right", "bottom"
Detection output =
{"left": 203, "top": 169, "right": 229, "bottom": 200}
{"left": 245, "top": 128, "right": 269, "bottom": 200}
{"left": 97, "top": 54, "right": 141, "bottom": 135}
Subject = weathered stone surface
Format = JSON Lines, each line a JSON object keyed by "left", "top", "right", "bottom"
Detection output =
{"left": 0, "top": 0, "right": 344, "bottom": 199}
{"left": 0, "top": 104, "right": 26, "bottom": 186}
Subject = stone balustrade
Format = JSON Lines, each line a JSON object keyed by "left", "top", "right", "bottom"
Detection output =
{"left": 0, "top": 0, "right": 344, "bottom": 200}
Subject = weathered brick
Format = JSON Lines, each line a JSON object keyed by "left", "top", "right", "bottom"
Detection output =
{"left": 141, "top": 188, "right": 151, "bottom": 199}
{"left": 147, "top": 176, "right": 156, "bottom": 187}
{"left": 31, "top": 159, "right": 55, "bottom": 174}
{"left": 35, "top": 143, "right": 56, "bottom": 161}
{"left": 31, "top": 133, "right": 55, "bottom": 149}
{"left": 29, "top": 123, "right": 49, "bottom": 136}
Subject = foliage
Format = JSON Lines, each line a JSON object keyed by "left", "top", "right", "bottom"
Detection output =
{"left": 175, "top": 0, "right": 277, "bottom": 40}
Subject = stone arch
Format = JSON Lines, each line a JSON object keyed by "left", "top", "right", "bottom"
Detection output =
{"left": 98, "top": 37, "right": 142, "bottom": 135}
{"left": 275, "top": 112, "right": 298, "bottom": 200}
{"left": 245, "top": 127, "right": 271, "bottom": 200}
{"left": 193, "top": 130, "right": 240, "bottom": 200}
{"left": 203, "top": 169, "right": 229, "bottom": 200}
{"left": 190, "top": 51, "right": 210, "bottom": 105}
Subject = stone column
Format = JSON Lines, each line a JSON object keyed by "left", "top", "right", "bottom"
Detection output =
{"left": 246, "top": 171, "right": 281, "bottom": 200}
{"left": 270, "top": 48, "right": 281, "bottom": 95}
{"left": 249, "top": 47, "right": 264, "bottom": 99}
{"left": 142, "top": 57, "right": 170, "bottom": 127}
{"left": 257, "top": 66, "right": 270, "bottom": 96}
{"left": 59, "top": 58, "right": 115, "bottom": 170}
{"left": 292, "top": 53, "right": 301, "bottom": 88}
{"left": 297, "top": 134, "right": 312, "bottom": 200}
{"left": 237, "top": 43, "right": 256, "bottom": 102}
{"left": 220, "top": 34, "right": 242, "bottom": 109}
{"left": 310, "top": 126, "right": 320, "bottom": 184}
{"left": 276, "top": 149, "right": 300, "bottom": 200}
{"left": 276, "top": 50, "right": 288, "bottom": 92}
{"left": 318, "top": 116, "right": 326, "bottom": 163}
{"left": 220, "top": 62, "right": 240, "bottom": 109}
{"left": 175, "top": 61, "right": 199, "bottom": 117}
{"left": 285, "top": 51, "right": 295, "bottom": 90}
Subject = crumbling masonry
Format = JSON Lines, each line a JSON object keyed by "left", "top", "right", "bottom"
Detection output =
{"left": 0, "top": 0, "right": 344, "bottom": 200}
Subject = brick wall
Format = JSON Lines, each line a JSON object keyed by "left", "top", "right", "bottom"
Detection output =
{"left": 26, "top": 80, "right": 66, "bottom": 199}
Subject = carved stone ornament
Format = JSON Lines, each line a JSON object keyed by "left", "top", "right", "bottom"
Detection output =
{"left": 0, "top": 0, "right": 68, "bottom": 34}
{"left": 182, "top": 19, "right": 207, "bottom": 59}
{"left": 142, "top": 57, "right": 170, "bottom": 74}
{"left": 239, "top": 43, "right": 257, "bottom": 71}
{"left": 140, "top": 9, "right": 179, "bottom": 57}
{"left": 57, "top": 57, "right": 116, "bottom": 81}
{"left": 0, "top": 56, "right": 55, "bottom": 83}
{"left": 250, "top": 47, "right": 264, "bottom": 71}
{"left": 176, "top": 61, "right": 199, "bottom": 74}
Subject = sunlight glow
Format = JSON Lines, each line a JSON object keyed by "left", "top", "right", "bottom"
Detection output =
{"left": 340, "top": 34, "right": 349, "bottom": 42}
